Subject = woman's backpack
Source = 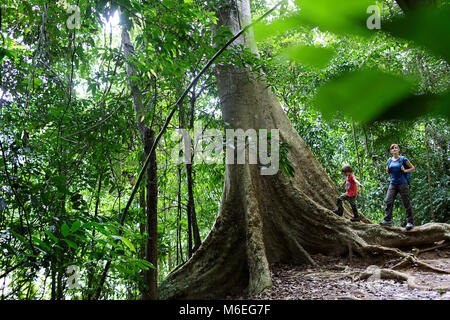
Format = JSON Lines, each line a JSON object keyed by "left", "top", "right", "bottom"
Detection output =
{"left": 387, "top": 156, "right": 412, "bottom": 183}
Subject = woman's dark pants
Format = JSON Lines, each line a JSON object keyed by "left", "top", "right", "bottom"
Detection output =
{"left": 383, "top": 183, "right": 414, "bottom": 224}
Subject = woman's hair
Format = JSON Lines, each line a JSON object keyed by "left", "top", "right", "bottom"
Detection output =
{"left": 388, "top": 144, "right": 400, "bottom": 153}
{"left": 341, "top": 165, "right": 353, "bottom": 173}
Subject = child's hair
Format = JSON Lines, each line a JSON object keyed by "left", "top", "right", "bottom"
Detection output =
{"left": 388, "top": 143, "right": 400, "bottom": 153}
{"left": 341, "top": 165, "right": 353, "bottom": 173}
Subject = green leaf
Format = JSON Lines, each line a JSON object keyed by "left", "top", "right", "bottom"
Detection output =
{"left": 82, "top": 222, "right": 94, "bottom": 229}
{"left": 32, "top": 236, "right": 51, "bottom": 252}
{"left": 313, "top": 70, "right": 414, "bottom": 122}
{"left": 71, "top": 220, "right": 82, "bottom": 232}
{"left": 281, "top": 45, "right": 334, "bottom": 69}
{"left": 9, "top": 230, "right": 27, "bottom": 244}
{"left": 53, "top": 175, "right": 70, "bottom": 194}
{"left": 0, "top": 48, "right": 17, "bottom": 62}
{"left": 255, "top": 0, "right": 374, "bottom": 41}
{"left": 384, "top": 6, "right": 450, "bottom": 63}
{"left": 96, "top": 225, "right": 111, "bottom": 238}
{"left": 371, "top": 92, "right": 450, "bottom": 121}
{"left": 148, "top": 69, "right": 157, "bottom": 78}
{"left": 61, "top": 224, "right": 70, "bottom": 237}
{"left": 136, "top": 259, "right": 155, "bottom": 270}
{"left": 121, "top": 237, "right": 136, "bottom": 253}
{"left": 33, "top": 78, "right": 43, "bottom": 88}
{"left": 72, "top": 233, "right": 88, "bottom": 242}
{"left": 254, "top": 15, "right": 302, "bottom": 42}
{"left": 64, "top": 239, "right": 78, "bottom": 250}
{"left": 45, "top": 230, "right": 59, "bottom": 243}
{"left": 294, "top": 0, "right": 373, "bottom": 37}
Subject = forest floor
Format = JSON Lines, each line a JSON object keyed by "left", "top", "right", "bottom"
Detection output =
{"left": 230, "top": 247, "right": 450, "bottom": 300}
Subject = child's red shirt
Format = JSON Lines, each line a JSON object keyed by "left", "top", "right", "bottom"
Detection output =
{"left": 345, "top": 174, "right": 358, "bottom": 197}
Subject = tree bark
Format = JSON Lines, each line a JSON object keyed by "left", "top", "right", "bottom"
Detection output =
{"left": 424, "top": 124, "right": 435, "bottom": 221}
{"left": 176, "top": 163, "right": 183, "bottom": 264}
{"left": 179, "top": 100, "right": 193, "bottom": 258}
{"left": 351, "top": 120, "right": 365, "bottom": 213}
{"left": 142, "top": 126, "right": 158, "bottom": 299}
{"left": 121, "top": 23, "right": 158, "bottom": 300}
{"left": 158, "top": 0, "right": 450, "bottom": 299}
{"left": 138, "top": 170, "right": 146, "bottom": 294}
{"left": 188, "top": 88, "right": 201, "bottom": 253}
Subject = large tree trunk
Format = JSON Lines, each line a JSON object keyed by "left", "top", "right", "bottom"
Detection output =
{"left": 159, "top": 0, "right": 450, "bottom": 299}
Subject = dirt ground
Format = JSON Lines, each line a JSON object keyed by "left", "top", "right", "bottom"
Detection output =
{"left": 230, "top": 247, "right": 450, "bottom": 300}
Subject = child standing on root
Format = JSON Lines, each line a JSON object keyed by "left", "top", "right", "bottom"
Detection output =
{"left": 333, "top": 165, "right": 364, "bottom": 222}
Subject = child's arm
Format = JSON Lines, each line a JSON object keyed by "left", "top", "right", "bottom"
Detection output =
{"left": 354, "top": 178, "right": 364, "bottom": 189}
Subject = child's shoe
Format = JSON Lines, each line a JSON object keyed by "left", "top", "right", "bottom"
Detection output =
{"left": 332, "top": 210, "right": 343, "bottom": 217}
{"left": 405, "top": 222, "right": 414, "bottom": 230}
{"left": 350, "top": 216, "right": 360, "bottom": 222}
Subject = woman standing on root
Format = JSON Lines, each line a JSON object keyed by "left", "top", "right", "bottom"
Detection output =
{"left": 380, "top": 144, "right": 415, "bottom": 230}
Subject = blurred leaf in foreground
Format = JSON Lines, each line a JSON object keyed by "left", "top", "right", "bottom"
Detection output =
{"left": 313, "top": 70, "right": 415, "bottom": 122}
{"left": 294, "top": 0, "right": 374, "bottom": 37}
{"left": 280, "top": 45, "right": 334, "bottom": 69}
{"left": 384, "top": 6, "right": 450, "bottom": 63}
{"left": 372, "top": 92, "right": 450, "bottom": 121}
{"left": 254, "top": 0, "right": 375, "bottom": 42}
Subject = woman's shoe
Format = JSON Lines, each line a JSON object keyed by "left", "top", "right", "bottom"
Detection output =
{"left": 405, "top": 222, "right": 414, "bottom": 230}
{"left": 379, "top": 220, "right": 392, "bottom": 226}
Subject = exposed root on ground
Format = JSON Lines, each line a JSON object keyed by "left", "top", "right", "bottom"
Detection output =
{"left": 359, "top": 242, "right": 450, "bottom": 274}
{"left": 301, "top": 241, "right": 450, "bottom": 293}
{"left": 358, "top": 266, "right": 450, "bottom": 291}
{"left": 390, "top": 255, "right": 450, "bottom": 274}
{"left": 415, "top": 241, "right": 450, "bottom": 256}
{"left": 324, "top": 295, "right": 362, "bottom": 300}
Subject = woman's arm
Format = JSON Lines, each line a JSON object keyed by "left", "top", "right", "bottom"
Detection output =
{"left": 402, "top": 161, "right": 415, "bottom": 173}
